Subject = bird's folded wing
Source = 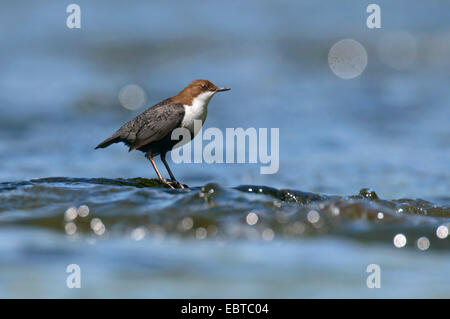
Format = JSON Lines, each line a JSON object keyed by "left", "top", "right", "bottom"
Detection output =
{"left": 129, "top": 103, "right": 185, "bottom": 151}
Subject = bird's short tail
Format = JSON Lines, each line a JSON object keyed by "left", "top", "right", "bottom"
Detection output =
{"left": 95, "top": 135, "right": 121, "bottom": 149}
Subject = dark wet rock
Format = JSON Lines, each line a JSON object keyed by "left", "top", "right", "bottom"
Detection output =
{"left": 28, "top": 177, "right": 171, "bottom": 188}
{"left": 235, "top": 185, "right": 328, "bottom": 204}
{"left": 358, "top": 187, "right": 379, "bottom": 200}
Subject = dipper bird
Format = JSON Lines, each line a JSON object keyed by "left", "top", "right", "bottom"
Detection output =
{"left": 95, "top": 79, "right": 230, "bottom": 189}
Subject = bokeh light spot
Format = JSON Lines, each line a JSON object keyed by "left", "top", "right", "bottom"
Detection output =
{"left": 131, "top": 227, "right": 146, "bottom": 241}
{"left": 328, "top": 39, "right": 368, "bottom": 79}
{"left": 393, "top": 234, "right": 407, "bottom": 248}
{"left": 64, "top": 207, "right": 78, "bottom": 221}
{"left": 195, "top": 227, "right": 207, "bottom": 240}
{"left": 90, "top": 218, "right": 106, "bottom": 236}
{"left": 307, "top": 210, "right": 320, "bottom": 224}
{"left": 378, "top": 31, "right": 418, "bottom": 70}
{"left": 262, "top": 228, "right": 275, "bottom": 241}
{"left": 64, "top": 222, "right": 77, "bottom": 235}
{"left": 246, "top": 212, "right": 258, "bottom": 226}
{"left": 77, "top": 205, "right": 89, "bottom": 217}
{"left": 119, "top": 84, "right": 147, "bottom": 110}
{"left": 180, "top": 217, "right": 194, "bottom": 231}
{"left": 436, "top": 225, "right": 449, "bottom": 239}
{"left": 416, "top": 237, "right": 430, "bottom": 251}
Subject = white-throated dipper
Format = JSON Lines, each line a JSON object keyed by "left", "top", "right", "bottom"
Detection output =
{"left": 95, "top": 79, "right": 230, "bottom": 189}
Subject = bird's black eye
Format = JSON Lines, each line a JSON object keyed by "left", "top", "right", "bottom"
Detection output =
{"left": 201, "top": 84, "right": 207, "bottom": 89}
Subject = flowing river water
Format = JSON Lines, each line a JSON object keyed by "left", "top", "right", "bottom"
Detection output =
{"left": 0, "top": 0, "right": 449, "bottom": 297}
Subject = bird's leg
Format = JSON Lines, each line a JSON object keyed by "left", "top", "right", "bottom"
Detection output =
{"left": 161, "top": 152, "right": 185, "bottom": 189}
{"left": 145, "top": 153, "right": 175, "bottom": 189}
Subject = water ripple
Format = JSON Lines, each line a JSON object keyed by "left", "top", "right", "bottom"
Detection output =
{"left": 0, "top": 177, "right": 448, "bottom": 251}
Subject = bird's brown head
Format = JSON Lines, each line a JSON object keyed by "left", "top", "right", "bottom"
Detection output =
{"left": 174, "top": 79, "right": 230, "bottom": 105}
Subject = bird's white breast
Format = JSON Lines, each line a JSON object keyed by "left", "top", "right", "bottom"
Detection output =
{"left": 181, "top": 91, "right": 215, "bottom": 137}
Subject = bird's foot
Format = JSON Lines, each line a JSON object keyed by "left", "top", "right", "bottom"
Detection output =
{"left": 161, "top": 179, "right": 185, "bottom": 189}
{"left": 168, "top": 180, "right": 185, "bottom": 189}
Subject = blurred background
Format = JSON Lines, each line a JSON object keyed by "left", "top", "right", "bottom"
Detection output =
{"left": 0, "top": 0, "right": 449, "bottom": 298}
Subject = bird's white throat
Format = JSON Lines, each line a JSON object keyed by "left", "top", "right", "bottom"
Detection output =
{"left": 182, "top": 91, "right": 215, "bottom": 136}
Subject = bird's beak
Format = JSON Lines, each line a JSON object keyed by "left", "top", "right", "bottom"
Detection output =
{"left": 216, "top": 87, "right": 231, "bottom": 92}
